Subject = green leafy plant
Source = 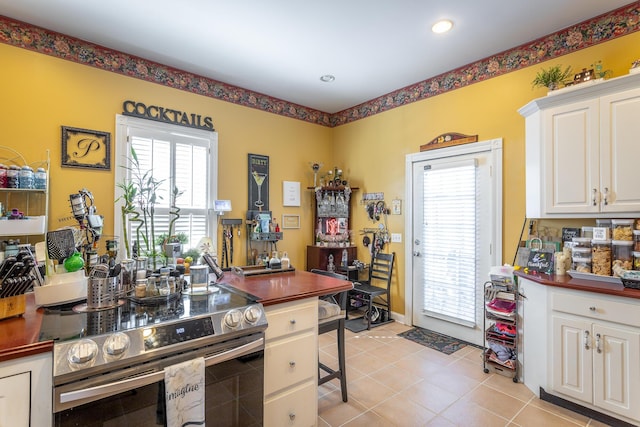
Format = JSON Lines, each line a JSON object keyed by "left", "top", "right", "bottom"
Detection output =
{"left": 531, "top": 65, "right": 573, "bottom": 90}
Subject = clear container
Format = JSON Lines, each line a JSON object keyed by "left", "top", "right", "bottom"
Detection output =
{"left": 611, "top": 219, "right": 634, "bottom": 241}
{"left": 6, "top": 165, "right": 19, "bottom": 188}
{"left": 591, "top": 239, "right": 612, "bottom": 276}
{"left": 18, "top": 166, "right": 34, "bottom": 189}
{"left": 634, "top": 230, "right": 640, "bottom": 252}
{"left": 34, "top": 167, "right": 47, "bottom": 190}
{"left": 633, "top": 251, "right": 640, "bottom": 271}
{"left": 0, "top": 164, "right": 6, "bottom": 188}
{"left": 596, "top": 219, "right": 612, "bottom": 228}
{"left": 572, "top": 255, "right": 592, "bottom": 273}
{"left": 572, "top": 237, "right": 591, "bottom": 249}
{"left": 581, "top": 226, "right": 594, "bottom": 239}
{"left": 612, "top": 240, "right": 634, "bottom": 276}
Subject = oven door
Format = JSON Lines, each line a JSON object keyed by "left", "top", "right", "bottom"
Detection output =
{"left": 53, "top": 333, "right": 264, "bottom": 427}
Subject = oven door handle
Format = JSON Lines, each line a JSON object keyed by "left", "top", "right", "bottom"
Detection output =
{"left": 59, "top": 337, "right": 264, "bottom": 405}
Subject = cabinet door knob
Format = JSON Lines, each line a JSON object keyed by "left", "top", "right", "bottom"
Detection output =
{"left": 289, "top": 413, "right": 296, "bottom": 421}
{"left": 584, "top": 330, "right": 590, "bottom": 350}
{"left": 589, "top": 306, "right": 596, "bottom": 312}
{"left": 596, "top": 333, "right": 602, "bottom": 354}
{"left": 603, "top": 188, "right": 609, "bottom": 206}
{"left": 289, "top": 319, "right": 296, "bottom": 324}
{"left": 289, "top": 361, "right": 296, "bottom": 368}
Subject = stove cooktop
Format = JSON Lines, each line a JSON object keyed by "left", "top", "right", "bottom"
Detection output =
{"left": 42, "top": 283, "right": 267, "bottom": 381}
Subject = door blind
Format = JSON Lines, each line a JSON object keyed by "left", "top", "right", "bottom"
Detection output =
{"left": 421, "top": 159, "right": 478, "bottom": 326}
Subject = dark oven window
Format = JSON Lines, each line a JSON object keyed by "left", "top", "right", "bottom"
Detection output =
{"left": 54, "top": 351, "right": 264, "bottom": 427}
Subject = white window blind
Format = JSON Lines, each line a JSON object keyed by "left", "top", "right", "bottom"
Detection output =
{"left": 421, "top": 159, "right": 478, "bottom": 326}
{"left": 115, "top": 116, "right": 217, "bottom": 257}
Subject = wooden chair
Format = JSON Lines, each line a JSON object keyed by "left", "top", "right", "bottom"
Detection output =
{"left": 348, "top": 251, "right": 395, "bottom": 330}
{"left": 311, "top": 269, "right": 350, "bottom": 402}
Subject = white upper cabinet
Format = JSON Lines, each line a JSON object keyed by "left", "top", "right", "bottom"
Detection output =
{"left": 520, "top": 73, "right": 640, "bottom": 218}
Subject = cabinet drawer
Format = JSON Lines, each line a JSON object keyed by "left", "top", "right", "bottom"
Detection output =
{"left": 264, "top": 380, "right": 317, "bottom": 427}
{"left": 264, "top": 331, "right": 316, "bottom": 396}
{"left": 551, "top": 291, "right": 640, "bottom": 327}
{"left": 265, "top": 299, "right": 317, "bottom": 340}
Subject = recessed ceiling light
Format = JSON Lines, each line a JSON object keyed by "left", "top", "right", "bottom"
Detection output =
{"left": 432, "top": 19, "right": 453, "bottom": 34}
{"left": 320, "top": 74, "right": 335, "bottom": 83}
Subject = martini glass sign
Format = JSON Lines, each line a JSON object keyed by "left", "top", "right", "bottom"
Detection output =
{"left": 252, "top": 170, "right": 267, "bottom": 208}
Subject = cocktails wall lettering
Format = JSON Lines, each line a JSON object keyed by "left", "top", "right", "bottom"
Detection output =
{"left": 122, "top": 100, "right": 215, "bottom": 131}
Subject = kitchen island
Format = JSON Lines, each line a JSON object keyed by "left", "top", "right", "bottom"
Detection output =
{"left": 516, "top": 270, "right": 640, "bottom": 427}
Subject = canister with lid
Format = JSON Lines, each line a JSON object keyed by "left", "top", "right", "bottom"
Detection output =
{"left": 572, "top": 237, "right": 591, "bottom": 249}
{"left": 6, "top": 165, "right": 19, "bottom": 188}
{"left": 34, "top": 167, "right": 47, "bottom": 190}
{"left": 572, "top": 247, "right": 592, "bottom": 273}
{"left": 581, "top": 226, "right": 594, "bottom": 239}
{"left": 634, "top": 230, "right": 640, "bottom": 252}
{"left": 634, "top": 252, "right": 640, "bottom": 271}
{"left": 18, "top": 166, "right": 34, "bottom": 189}
{"left": 0, "top": 164, "right": 6, "bottom": 188}
{"left": 612, "top": 240, "right": 633, "bottom": 276}
{"left": 591, "top": 239, "right": 612, "bottom": 276}
{"left": 611, "top": 219, "right": 634, "bottom": 241}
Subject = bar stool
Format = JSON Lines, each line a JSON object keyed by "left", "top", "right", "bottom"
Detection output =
{"left": 312, "top": 269, "right": 350, "bottom": 402}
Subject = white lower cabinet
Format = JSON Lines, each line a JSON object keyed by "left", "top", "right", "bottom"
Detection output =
{"left": 550, "top": 290, "right": 640, "bottom": 423}
{"left": 263, "top": 298, "right": 318, "bottom": 426}
{"left": 0, "top": 352, "right": 52, "bottom": 427}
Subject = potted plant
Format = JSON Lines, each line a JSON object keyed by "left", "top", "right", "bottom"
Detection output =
{"left": 531, "top": 65, "right": 573, "bottom": 91}
{"left": 116, "top": 146, "right": 165, "bottom": 267}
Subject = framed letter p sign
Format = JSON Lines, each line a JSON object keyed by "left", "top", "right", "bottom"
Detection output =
{"left": 62, "top": 126, "right": 111, "bottom": 170}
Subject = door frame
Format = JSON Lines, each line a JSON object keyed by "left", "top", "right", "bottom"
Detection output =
{"left": 403, "top": 138, "right": 503, "bottom": 330}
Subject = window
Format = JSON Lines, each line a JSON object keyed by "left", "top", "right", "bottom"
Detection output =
{"left": 421, "top": 159, "right": 478, "bottom": 326}
{"left": 114, "top": 115, "right": 218, "bottom": 258}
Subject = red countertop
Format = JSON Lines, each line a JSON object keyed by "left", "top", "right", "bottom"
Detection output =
{"left": 0, "top": 293, "right": 53, "bottom": 363}
{"left": 515, "top": 270, "right": 640, "bottom": 300}
{"left": 222, "top": 269, "right": 353, "bottom": 306}
{"left": 0, "top": 269, "right": 352, "bottom": 362}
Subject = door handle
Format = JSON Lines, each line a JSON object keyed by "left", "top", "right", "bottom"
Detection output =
{"left": 592, "top": 188, "right": 598, "bottom": 206}
{"left": 596, "top": 333, "right": 602, "bottom": 354}
{"left": 602, "top": 188, "right": 609, "bottom": 206}
{"left": 584, "top": 330, "right": 590, "bottom": 350}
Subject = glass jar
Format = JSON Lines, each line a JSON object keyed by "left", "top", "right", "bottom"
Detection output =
{"left": 591, "top": 239, "right": 612, "bottom": 276}
{"left": 634, "top": 251, "right": 640, "bottom": 271}
{"left": 34, "top": 167, "right": 47, "bottom": 190}
{"left": 18, "top": 166, "right": 34, "bottom": 189}
{"left": 6, "top": 165, "right": 19, "bottom": 188}
{"left": 635, "top": 230, "right": 640, "bottom": 252}
{"left": 611, "top": 219, "right": 634, "bottom": 241}
{"left": 0, "top": 164, "right": 7, "bottom": 188}
{"left": 612, "top": 240, "right": 634, "bottom": 275}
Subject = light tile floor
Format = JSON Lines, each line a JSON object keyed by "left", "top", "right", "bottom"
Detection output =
{"left": 317, "top": 321, "right": 612, "bottom": 427}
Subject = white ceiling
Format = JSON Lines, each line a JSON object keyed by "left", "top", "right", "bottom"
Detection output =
{"left": 0, "top": 0, "right": 634, "bottom": 113}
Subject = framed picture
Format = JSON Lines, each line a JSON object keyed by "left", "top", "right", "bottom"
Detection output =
{"left": 282, "top": 214, "right": 300, "bottom": 229}
{"left": 248, "top": 153, "right": 269, "bottom": 210}
{"left": 282, "top": 181, "right": 301, "bottom": 206}
{"left": 61, "top": 126, "right": 111, "bottom": 170}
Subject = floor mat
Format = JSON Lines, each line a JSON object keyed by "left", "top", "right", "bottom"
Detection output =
{"left": 397, "top": 327, "right": 479, "bottom": 355}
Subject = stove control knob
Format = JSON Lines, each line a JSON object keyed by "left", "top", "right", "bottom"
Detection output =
{"left": 244, "top": 305, "right": 262, "bottom": 324}
{"left": 103, "top": 332, "right": 130, "bottom": 358}
{"left": 224, "top": 309, "right": 243, "bottom": 329}
{"left": 68, "top": 339, "right": 99, "bottom": 365}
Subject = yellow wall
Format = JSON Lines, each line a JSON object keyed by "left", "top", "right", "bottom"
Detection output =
{"left": 2, "top": 30, "right": 639, "bottom": 316}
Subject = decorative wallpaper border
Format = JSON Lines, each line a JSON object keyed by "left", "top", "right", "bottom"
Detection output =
{"left": 1, "top": 3, "right": 639, "bottom": 128}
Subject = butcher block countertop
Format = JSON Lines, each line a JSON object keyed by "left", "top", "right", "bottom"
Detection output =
{"left": 0, "top": 269, "right": 352, "bottom": 362}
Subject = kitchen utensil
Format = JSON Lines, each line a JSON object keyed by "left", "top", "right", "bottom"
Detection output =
{"left": 46, "top": 228, "right": 76, "bottom": 263}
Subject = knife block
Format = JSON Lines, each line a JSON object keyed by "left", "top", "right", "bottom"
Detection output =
{"left": 0, "top": 294, "right": 26, "bottom": 320}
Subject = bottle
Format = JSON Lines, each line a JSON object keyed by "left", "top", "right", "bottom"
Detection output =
{"left": 34, "top": 167, "right": 47, "bottom": 190}
{"left": 269, "top": 250, "right": 281, "bottom": 269}
{"left": 281, "top": 251, "right": 290, "bottom": 269}
{"left": 157, "top": 274, "right": 170, "bottom": 296}
{"left": 341, "top": 249, "right": 348, "bottom": 267}
{"left": 18, "top": 166, "right": 34, "bottom": 189}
